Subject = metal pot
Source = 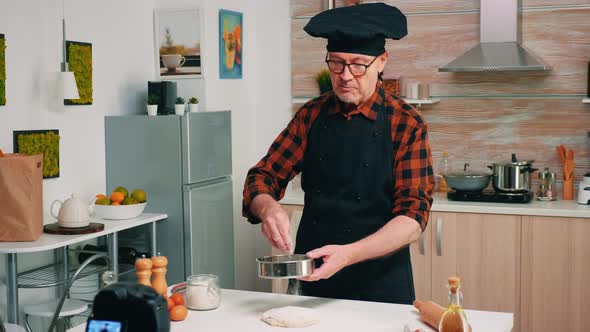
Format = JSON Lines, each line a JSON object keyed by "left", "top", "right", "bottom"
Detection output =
{"left": 444, "top": 163, "right": 491, "bottom": 192}
{"left": 489, "top": 154, "right": 538, "bottom": 193}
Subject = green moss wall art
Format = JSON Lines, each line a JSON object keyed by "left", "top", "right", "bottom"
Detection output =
{"left": 65, "top": 41, "right": 92, "bottom": 105}
{"left": 13, "top": 130, "right": 60, "bottom": 179}
{"left": 0, "top": 33, "right": 6, "bottom": 106}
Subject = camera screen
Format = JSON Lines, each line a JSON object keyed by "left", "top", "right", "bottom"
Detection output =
{"left": 86, "top": 320, "right": 123, "bottom": 332}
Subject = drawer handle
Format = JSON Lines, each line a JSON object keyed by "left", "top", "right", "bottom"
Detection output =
{"left": 418, "top": 233, "right": 425, "bottom": 255}
{"left": 436, "top": 217, "right": 443, "bottom": 256}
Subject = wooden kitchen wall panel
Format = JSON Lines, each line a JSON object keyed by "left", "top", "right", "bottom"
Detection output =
{"left": 423, "top": 98, "right": 590, "bottom": 182}
{"left": 291, "top": 0, "right": 326, "bottom": 17}
{"left": 520, "top": 8, "right": 590, "bottom": 94}
{"left": 382, "top": 8, "right": 590, "bottom": 96}
{"left": 292, "top": 18, "right": 331, "bottom": 96}
{"left": 292, "top": 9, "right": 590, "bottom": 96}
{"left": 292, "top": 13, "right": 480, "bottom": 97}
{"left": 290, "top": 0, "right": 480, "bottom": 18}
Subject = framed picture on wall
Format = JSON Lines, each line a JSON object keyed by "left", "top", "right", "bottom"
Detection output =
{"left": 219, "top": 9, "right": 243, "bottom": 79}
{"left": 154, "top": 8, "right": 204, "bottom": 79}
{"left": 13, "top": 130, "right": 60, "bottom": 179}
{"left": 65, "top": 41, "right": 93, "bottom": 105}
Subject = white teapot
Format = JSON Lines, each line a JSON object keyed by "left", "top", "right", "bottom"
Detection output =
{"left": 50, "top": 194, "right": 94, "bottom": 228}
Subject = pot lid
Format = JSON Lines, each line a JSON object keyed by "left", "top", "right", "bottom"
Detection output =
{"left": 492, "top": 153, "right": 534, "bottom": 166}
{"left": 493, "top": 160, "right": 534, "bottom": 166}
{"left": 447, "top": 163, "right": 491, "bottom": 177}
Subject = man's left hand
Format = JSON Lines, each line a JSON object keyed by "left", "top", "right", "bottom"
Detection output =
{"left": 298, "top": 244, "right": 356, "bottom": 282}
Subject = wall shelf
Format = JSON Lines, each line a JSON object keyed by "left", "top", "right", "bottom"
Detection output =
{"left": 292, "top": 97, "right": 441, "bottom": 107}
{"left": 292, "top": 97, "right": 312, "bottom": 104}
{"left": 583, "top": 98, "right": 590, "bottom": 103}
{"left": 402, "top": 98, "right": 441, "bottom": 107}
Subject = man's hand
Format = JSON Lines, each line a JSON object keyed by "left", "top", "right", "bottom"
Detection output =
{"left": 257, "top": 197, "right": 293, "bottom": 252}
{"left": 298, "top": 244, "right": 356, "bottom": 282}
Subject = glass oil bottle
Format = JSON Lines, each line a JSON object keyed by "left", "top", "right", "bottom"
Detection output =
{"left": 439, "top": 276, "right": 470, "bottom": 332}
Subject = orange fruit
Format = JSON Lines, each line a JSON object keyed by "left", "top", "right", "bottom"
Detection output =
{"left": 167, "top": 298, "right": 175, "bottom": 311}
{"left": 110, "top": 192, "right": 124, "bottom": 203}
{"left": 96, "top": 194, "right": 107, "bottom": 200}
{"left": 111, "top": 202, "right": 121, "bottom": 206}
{"left": 170, "top": 293, "right": 185, "bottom": 306}
{"left": 169, "top": 305, "right": 188, "bottom": 321}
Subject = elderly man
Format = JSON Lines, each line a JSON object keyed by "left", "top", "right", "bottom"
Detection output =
{"left": 243, "top": 3, "right": 434, "bottom": 304}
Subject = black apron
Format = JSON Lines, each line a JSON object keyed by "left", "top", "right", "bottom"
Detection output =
{"left": 295, "top": 91, "right": 415, "bottom": 304}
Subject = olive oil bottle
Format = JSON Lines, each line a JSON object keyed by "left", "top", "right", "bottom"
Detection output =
{"left": 439, "top": 276, "right": 470, "bottom": 332}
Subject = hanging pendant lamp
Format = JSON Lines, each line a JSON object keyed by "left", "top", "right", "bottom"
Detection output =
{"left": 60, "top": 1, "right": 79, "bottom": 100}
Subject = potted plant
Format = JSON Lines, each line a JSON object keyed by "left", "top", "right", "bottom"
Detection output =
{"left": 188, "top": 97, "right": 200, "bottom": 113}
{"left": 314, "top": 69, "right": 332, "bottom": 95}
{"left": 174, "top": 97, "right": 185, "bottom": 116}
{"left": 147, "top": 93, "right": 158, "bottom": 116}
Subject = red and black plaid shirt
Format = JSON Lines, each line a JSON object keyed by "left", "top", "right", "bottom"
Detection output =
{"left": 242, "top": 85, "right": 435, "bottom": 230}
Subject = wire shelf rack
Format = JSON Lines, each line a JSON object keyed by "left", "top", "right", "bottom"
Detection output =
{"left": 18, "top": 263, "right": 134, "bottom": 288}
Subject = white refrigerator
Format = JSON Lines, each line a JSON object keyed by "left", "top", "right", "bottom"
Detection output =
{"left": 105, "top": 111, "right": 235, "bottom": 287}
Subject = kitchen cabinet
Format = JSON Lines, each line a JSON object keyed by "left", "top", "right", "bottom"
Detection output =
{"left": 277, "top": 208, "right": 520, "bottom": 318}
{"left": 430, "top": 212, "right": 520, "bottom": 315}
{"left": 409, "top": 221, "right": 432, "bottom": 302}
{"left": 411, "top": 212, "right": 520, "bottom": 328}
{"left": 520, "top": 216, "right": 590, "bottom": 332}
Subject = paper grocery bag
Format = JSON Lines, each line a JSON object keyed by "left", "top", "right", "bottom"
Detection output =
{"left": 0, "top": 152, "right": 43, "bottom": 241}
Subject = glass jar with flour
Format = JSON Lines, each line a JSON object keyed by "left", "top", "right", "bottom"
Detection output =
{"left": 185, "top": 274, "right": 221, "bottom": 310}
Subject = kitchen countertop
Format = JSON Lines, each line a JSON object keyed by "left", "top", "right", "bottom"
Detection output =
{"left": 281, "top": 190, "right": 590, "bottom": 218}
{"left": 68, "top": 289, "right": 513, "bottom": 332}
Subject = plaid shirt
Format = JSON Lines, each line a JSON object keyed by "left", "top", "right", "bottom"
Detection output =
{"left": 242, "top": 85, "right": 435, "bottom": 230}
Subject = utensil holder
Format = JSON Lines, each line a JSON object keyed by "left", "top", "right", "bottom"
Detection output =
{"left": 563, "top": 178, "right": 574, "bottom": 200}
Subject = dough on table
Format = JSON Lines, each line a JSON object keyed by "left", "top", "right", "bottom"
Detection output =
{"left": 261, "top": 306, "right": 320, "bottom": 328}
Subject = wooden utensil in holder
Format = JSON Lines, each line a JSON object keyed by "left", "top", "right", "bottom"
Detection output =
{"left": 557, "top": 145, "right": 576, "bottom": 200}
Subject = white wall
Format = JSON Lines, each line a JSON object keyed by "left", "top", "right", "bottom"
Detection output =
{"left": 1, "top": 0, "right": 291, "bottom": 304}
{"left": 0, "top": 0, "right": 157, "bottom": 323}
{"left": 160, "top": 0, "right": 292, "bottom": 291}
{"left": 0, "top": 0, "right": 155, "bottom": 219}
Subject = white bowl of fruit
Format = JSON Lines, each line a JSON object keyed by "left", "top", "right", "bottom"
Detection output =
{"left": 93, "top": 186, "right": 147, "bottom": 220}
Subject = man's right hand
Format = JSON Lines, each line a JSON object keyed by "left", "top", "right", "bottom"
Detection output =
{"left": 251, "top": 194, "right": 293, "bottom": 252}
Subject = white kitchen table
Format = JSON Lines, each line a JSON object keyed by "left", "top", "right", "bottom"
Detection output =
{"left": 68, "top": 289, "right": 513, "bottom": 332}
{"left": 0, "top": 213, "right": 167, "bottom": 325}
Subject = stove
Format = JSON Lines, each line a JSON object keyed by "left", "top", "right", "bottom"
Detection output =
{"left": 447, "top": 190, "right": 533, "bottom": 203}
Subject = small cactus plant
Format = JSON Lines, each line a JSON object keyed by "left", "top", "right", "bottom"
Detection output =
{"left": 175, "top": 97, "right": 185, "bottom": 105}
{"left": 147, "top": 93, "right": 159, "bottom": 105}
{"left": 188, "top": 97, "right": 199, "bottom": 104}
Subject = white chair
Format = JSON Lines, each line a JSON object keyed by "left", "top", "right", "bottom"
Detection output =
{"left": 23, "top": 300, "right": 87, "bottom": 331}
{"left": 0, "top": 314, "right": 27, "bottom": 332}
{"left": 23, "top": 253, "right": 111, "bottom": 332}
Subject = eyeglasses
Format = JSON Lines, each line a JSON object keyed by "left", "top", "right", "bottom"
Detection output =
{"left": 325, "top": 54, "right": 379, "bottom": 76}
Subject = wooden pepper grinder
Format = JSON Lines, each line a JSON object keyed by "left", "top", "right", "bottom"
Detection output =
{"left": 135, "top": 255, "right": 152, "bottom": 287}
{"left": 151, "top": 254, "right": 168, "bottom": 297}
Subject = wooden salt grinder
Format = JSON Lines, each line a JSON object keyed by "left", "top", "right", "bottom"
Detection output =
{"left": 151, "top": 255, "right": 168, "bottom": 297}
{"left": 135, "top": 257, "right": 152, "bottom": 287}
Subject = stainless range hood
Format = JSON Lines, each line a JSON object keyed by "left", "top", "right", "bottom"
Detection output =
{"left": 438, "top": 0, "right": 550, "bottom": 72}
